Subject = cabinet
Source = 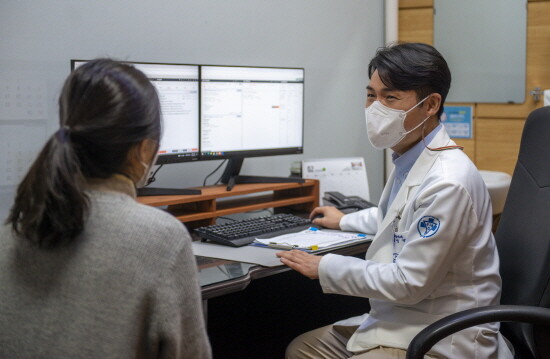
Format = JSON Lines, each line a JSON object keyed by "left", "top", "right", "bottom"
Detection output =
{"left": 137, "top": 180, "right": 319, "bottom": 229}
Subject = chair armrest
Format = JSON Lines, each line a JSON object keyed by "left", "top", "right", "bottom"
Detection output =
{"left": 406, "top": 305, "right": 550, "bottom": 359}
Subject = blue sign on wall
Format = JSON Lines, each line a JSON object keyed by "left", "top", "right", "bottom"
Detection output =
{"left": 441, "top": 106, "right": 473, "bottom": 139}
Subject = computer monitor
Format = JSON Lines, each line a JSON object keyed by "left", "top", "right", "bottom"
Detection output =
{"left": 200, "top": 65, "right": 305, "bottom": 190}
{"left": 71, "top": 60, "right": 202, "bottom": 195}
{"left": 71, "top": 60, "right": 200, "bottom": 165}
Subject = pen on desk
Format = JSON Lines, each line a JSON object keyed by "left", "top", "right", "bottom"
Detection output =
{"left": 268, "top": 242, "right": 299, "bottom": 250}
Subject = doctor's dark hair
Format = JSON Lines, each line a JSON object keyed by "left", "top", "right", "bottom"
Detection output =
{"left": 368, "top": 42, "right": 451, "bottom": 119}
{"left": 6, "top": 59, "right": 161, "bottom": 249}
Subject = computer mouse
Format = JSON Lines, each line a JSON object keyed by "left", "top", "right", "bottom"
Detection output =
{"left": 312, "top": 214, "right": 324, "bottom": 221}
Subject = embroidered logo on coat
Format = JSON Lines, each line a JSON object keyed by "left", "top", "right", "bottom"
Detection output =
{"left": 417, "top": 216, "right": 440, "bottom": 238}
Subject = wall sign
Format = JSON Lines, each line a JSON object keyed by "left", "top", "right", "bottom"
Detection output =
{"left": 441, "top": 105, "right": 473, "bottom": 139}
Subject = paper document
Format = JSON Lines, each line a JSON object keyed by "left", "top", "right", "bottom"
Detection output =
{"left": 302, "top": 157, "right": 371, "bottom": 203}
{"left": 255, "top": 228, "right": 371, "bottom": 250}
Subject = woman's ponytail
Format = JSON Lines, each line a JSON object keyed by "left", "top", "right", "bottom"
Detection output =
{"left": 5, "top": 59, "right": 161, "bottom": 249}
{"left": 7, "top": 126, "right": 88, "bottom": 248}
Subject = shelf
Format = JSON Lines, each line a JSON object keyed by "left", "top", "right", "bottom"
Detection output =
{"left": 137, "top": 179, "right": 319, "bottom": 229}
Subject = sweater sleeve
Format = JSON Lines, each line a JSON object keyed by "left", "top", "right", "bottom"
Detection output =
{"left": 153, "top": 225, "right": 212, "bottom": 359}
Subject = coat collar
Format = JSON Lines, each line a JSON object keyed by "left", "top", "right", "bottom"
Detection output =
{"left": 379, "top": 128, "right": 454, "bottom": 232}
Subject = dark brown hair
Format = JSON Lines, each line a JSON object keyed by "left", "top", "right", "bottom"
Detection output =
{"left": 6, "top": 59, "right": 161, "bottom": 248}
{"left": 368, "top": 42, "right": 452, "bottom": 119}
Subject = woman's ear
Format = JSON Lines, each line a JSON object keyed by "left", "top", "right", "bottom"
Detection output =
{"left": 125, "top": 139, "right": 157, "bottom": 182}
{"left": 136, "top": 138, "right": 157, "bottom": 165}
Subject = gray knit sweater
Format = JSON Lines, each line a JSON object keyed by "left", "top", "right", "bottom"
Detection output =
{"left": 0, "top": 190, "right": 211, "bottom": 359}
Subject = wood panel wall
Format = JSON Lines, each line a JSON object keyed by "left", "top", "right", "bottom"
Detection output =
{"left": 398, "top": 0, "right": 550, "bottom": 175}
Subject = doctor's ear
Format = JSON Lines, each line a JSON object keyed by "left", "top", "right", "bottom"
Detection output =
{"left": 423, "top": 93, "right": 442, "bottom": 117}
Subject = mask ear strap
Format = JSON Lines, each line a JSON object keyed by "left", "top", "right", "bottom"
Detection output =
{"left": 405, "top": 94, "right": 432, "bottom": 114}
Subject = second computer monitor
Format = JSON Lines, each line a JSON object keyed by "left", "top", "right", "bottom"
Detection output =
{"left": 200, "top": 65, "right": 304, "bottom": 160}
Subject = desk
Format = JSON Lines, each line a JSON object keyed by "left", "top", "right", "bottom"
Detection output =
{"left": 139, "top": 181, "right": 370, "bottom": 358}
{"left": 138, "top": 180, "right": 325, "bottom": 299}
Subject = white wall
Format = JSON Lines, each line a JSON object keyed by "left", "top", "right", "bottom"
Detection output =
{"left": 0, "top": 0, "right": 385, "bottom": 221}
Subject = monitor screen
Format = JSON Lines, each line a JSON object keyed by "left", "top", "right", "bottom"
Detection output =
{"left": 71, "top": 60, "right": 200, "bottom": 165}
{"left": 200, "top": 65, "right": 304, "bottom": 160}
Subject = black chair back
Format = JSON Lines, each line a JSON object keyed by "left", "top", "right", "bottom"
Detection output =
{"left": 495, "top": 106, "right": 550, "bottom": 359}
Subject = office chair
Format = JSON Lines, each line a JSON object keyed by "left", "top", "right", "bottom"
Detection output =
{"left": 406, "top": 106, "right": 550, "bottom": 359}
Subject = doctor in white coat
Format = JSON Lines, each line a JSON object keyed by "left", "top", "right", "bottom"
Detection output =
{"left": 278, "top": 43, "right": 513, "bottom": 359}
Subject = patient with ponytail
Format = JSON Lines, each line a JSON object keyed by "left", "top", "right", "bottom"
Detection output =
{"left": 0, "top": 59, "right": 211, "bottom": 359}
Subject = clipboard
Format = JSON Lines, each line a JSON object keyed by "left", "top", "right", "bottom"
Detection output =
{"left": 252, "top": 228, "right": 373, "bottom": 253}
{"left": 193, "top": 230, "right": 373, "bottom": 267}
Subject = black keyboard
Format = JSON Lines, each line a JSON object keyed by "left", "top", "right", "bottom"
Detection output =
{"left": 195, "top": 213, "right": 314, "bottom": 247}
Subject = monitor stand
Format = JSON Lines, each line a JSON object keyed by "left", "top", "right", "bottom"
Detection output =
{"left": 137, "top": 187, "right": 202, "bottom": 196}
{"left": 220, "top": 158, "right": 305, "bottom": 191}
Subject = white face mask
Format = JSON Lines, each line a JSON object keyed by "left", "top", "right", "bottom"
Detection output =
{"left": 365, "top": 95, "right": 431, "bottom": 149}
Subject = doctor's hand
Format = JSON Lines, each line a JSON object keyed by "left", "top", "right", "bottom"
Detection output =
{"left": 277, "top": 250, "right": 321, "bottom": 279}
{"left": 309, "top": 206, "right": 344, "bottom": 229}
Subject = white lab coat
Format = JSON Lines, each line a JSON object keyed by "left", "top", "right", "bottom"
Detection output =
{"left": 318, "top": 128, "right": 514, "bottom": 358}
